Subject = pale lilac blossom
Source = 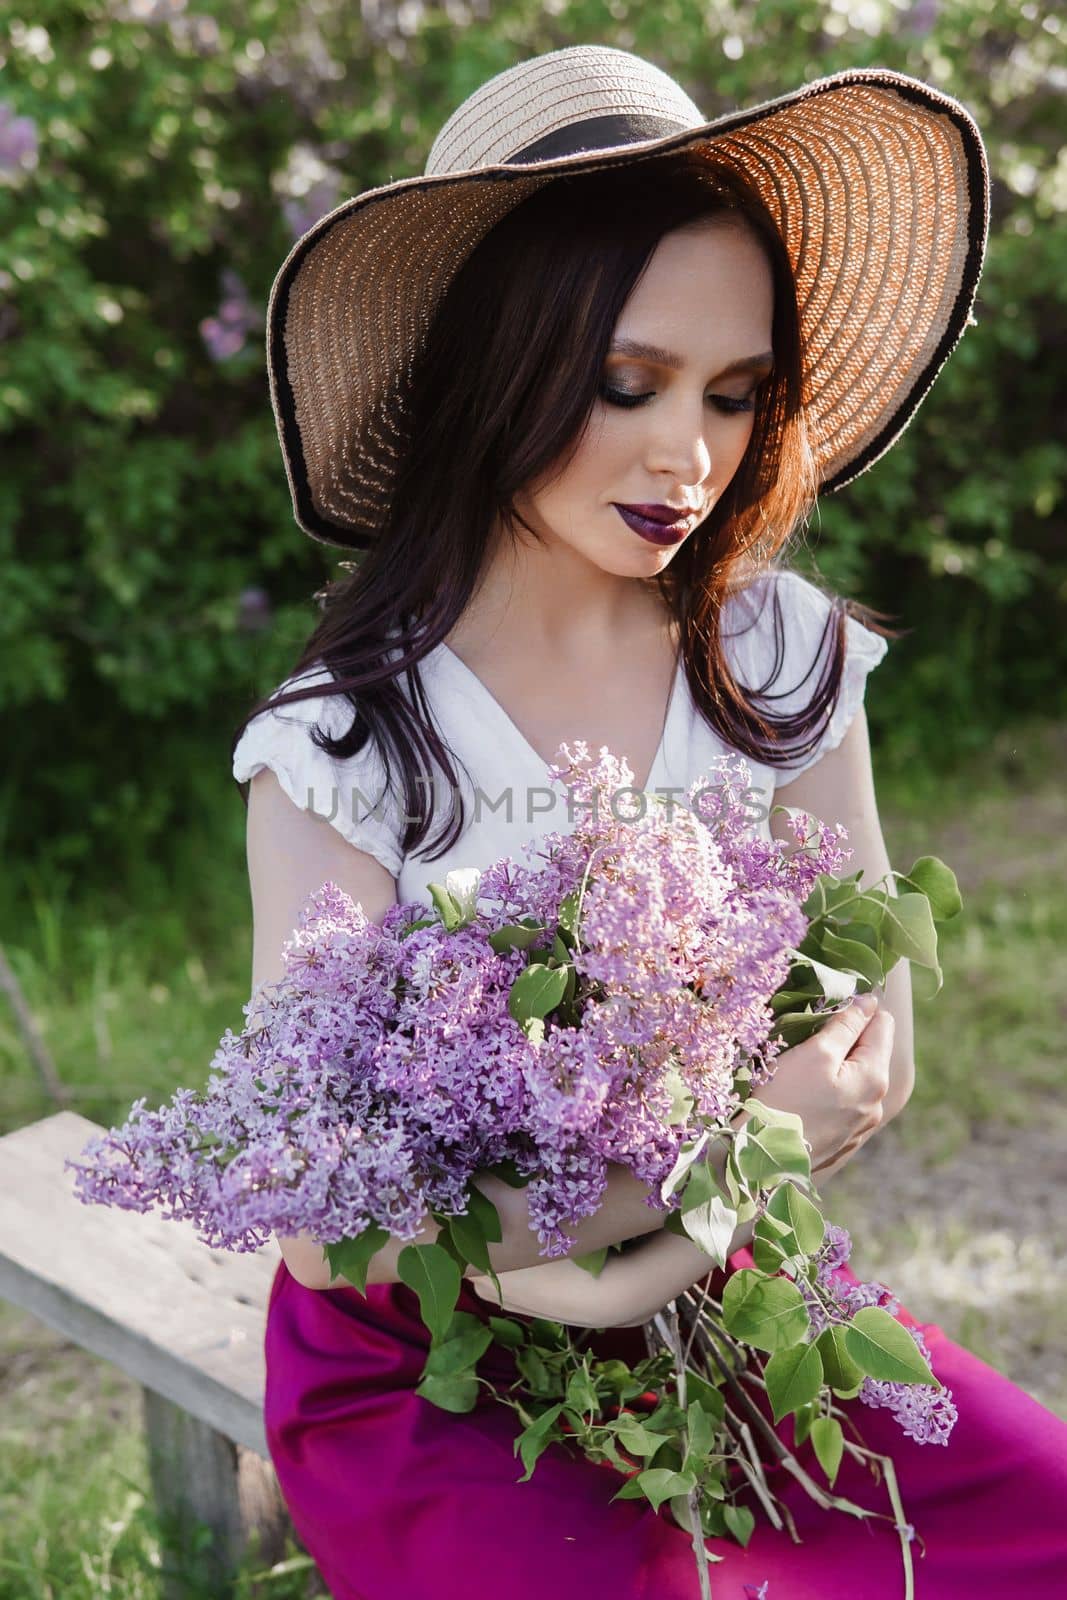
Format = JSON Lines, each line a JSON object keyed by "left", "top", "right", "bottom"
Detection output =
{"left": 0, "top": 102, "right": 38, "bottom": 176}
{"left": 68, "top": 745, "right": 848, "bottom": 1259}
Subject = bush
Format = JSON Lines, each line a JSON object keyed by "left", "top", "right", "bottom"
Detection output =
{"left": 1, "top": 0, "right": 1064, "bottom": 886}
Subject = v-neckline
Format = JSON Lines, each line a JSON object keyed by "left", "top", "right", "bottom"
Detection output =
{"left": 434, "top": 639, "right": 683, "bottom": 794}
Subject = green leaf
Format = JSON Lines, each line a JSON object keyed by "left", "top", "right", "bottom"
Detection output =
{"left": 515, "top": 1345, "right": 554, "bottom": 1394}
{"left": 508, "top": 962, "right": 569, "bottom": 1024}
{"left": 764, "top": 1342, "right": 824, "bottom": 1423}
{"left": 769, "top": 986, "right": 822, "bottom": 1014}
{"left": 764, "top": 1181, "right": 825, "bottom": 1256}
{"left": 792, "top": 1400, "right": 816, "bottom": 1447}
{"left": 810, "top": 1416, "right": 844, "bottom": 1487}
{"left": 817, "top": 927, "right": 886, "bottom": 987}
{"left": 528, "top": 1318, "right": 569, "bottom": 1351}
{"left": 447, "top": 1184, "right": 503, "bottom": 1276}
{"left": 427, "top": 881, "right": 461, "bottom": 931}
{"left": 659, "top": 1130, "right": 712, "bottom": 1203}
{"left": 800, "top": 869, "right": 864, "bottom": 921}
{"left": 680, "top": 1194, "right": 738, "bottom": 1268}
{"left": 571, "top": 1247, "right": 609, "bottom": 1277}
{"left": 684, "top": 1373, "right": 726, "bottom": 1424}
{"left": 488, "top": 1316, "right": 526, "bottom": 1350}
{"left": 900, "top": 855, "right": 963, "bottom": 921}
{"left": 843, "top": 889, "right": 895, "bottom": 930}
{"left": 484, "top": 1157, "right": 531, "bottom": 1189}
{"left": 488, "top": 919, "right": 546, "bottom": 953}
{"left": 396, "top": 1242, "right": 462, "bottom": 1344}
{"left": 723, "top": 1503, "right": 755, "bottom": 1546}
{"left": 556, "top": 889, "right": 581, "bottom": 939}
{"left": 751, "top": 1231, "right": 790, "bottom": 1274}
{"left": 627, "top": 1468, "right": 697, "bottom": 1514}
{"left": 516, "top": 1404, "right": 564, "bottom": 1482}
{"left": 769, "top": 1009, "right": 824, "bottom": 1047}
{"left": 734, "top": 1122, "right": 812, "bottom": 1189}
{"left": 684, "top": 1398, "right": 718, "bottom": 1463}
{"left": 882, "top": 892, "right": 941, "bottom": 973}
{"left": 615, "top": 1421, "right": 670, "bottom": 1461}
{"left": 660, "top": 1063, "right": 696, "bottom": 1126}
{"left": 323, "top": 1226, "right": 389, "bottom": 1295}
{"left": 565, "top": 1366, "right": 599, "bottom": 1418}
{"left": 816, "top": 1324, "right": 865, "bottom": 1393}
{"left": 414, "top": 1371, "right": 480, "bottom": 1413}
{"left": 742, "top": 1100, "right": 806, "bottom": 1138}
{"left": 844, "top": 1308, "right": 937, "bottom": 1385}
{"left": 422, "top": 1313, "right": 493, "bottom": 1378}
{"left": 790, "top": 951, "right": 858, "bottom": 1001}
{"left": 721, "top": 1269, "right": 811, "bottom": 1353}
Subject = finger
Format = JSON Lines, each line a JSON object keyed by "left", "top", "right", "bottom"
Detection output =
{"left": 843, "top": 1010, "right": 896, "bottom": 1094}
{"left": 824, "top": 993, "right": 879, "bottom": 1039}
{"left": 815, "top": 994, "right": 880, "bottom": 1061}
{"left": 845, "top": 1006, "right": 896, "bottom": 1053}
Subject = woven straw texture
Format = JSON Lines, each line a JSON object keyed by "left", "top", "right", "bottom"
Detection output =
{"left": 266, "top": 47, "right": 988, "bottom": 549}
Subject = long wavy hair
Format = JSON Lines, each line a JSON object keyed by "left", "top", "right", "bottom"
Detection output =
{"left": 232, "top": 149, "right": 898, "bottom": 867}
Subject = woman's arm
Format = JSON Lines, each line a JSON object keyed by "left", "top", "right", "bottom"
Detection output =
{"left": 771, "top": 704, "right": 916, "bottom": 1123}
{"left": 469, "top": 1228, "right": 732, "bottom": 1330}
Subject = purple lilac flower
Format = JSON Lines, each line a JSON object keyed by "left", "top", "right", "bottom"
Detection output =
{"left": 901, "top": 0, "right": 939, "bottom": 38}
{"left": 68, "top": 744, "right": 849, "bottom": 1260}
{"left": 236, "top": 586, "right": 272, "bottom": 631}
{"left": 282, "top": 173, "right": 343, "bottom": 241}
{"left": 200, "top": 268, "right": 260, "bottom": 362}
{"left": 859, "top": 1327, "right": 959, "bottom": 1445}
{"left": 799, "top": 1226, "right": 957, "bottom": 1445}
{"left": 0, "top": 102, "right": 38, "bottom": 175}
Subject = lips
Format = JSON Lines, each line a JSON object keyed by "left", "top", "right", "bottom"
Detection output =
{"left": 621, "top": 503, "right": 694, "bottom": 524}
{"left": 612, "top": 503, "right": 694, "bottom": 545}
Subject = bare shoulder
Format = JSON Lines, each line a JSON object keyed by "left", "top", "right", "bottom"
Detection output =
{"left": 246, "top": 767, "right": 398, "bottom": 993}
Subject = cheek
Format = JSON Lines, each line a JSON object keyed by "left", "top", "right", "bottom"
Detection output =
{"left": 719, "top": 416, "right": 757, "bottom": 480}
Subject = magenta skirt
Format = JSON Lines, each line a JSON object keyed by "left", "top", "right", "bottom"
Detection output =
{"left": 263, "top": 1251, "right": 1067, "bottom": 1599}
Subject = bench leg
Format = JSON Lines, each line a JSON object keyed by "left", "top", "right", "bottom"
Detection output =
{"left": 143, "top": 1387, "right": 297, "bottom": 1598}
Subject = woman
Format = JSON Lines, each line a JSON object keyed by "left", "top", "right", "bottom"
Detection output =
{"left": 232, "top": 46, "right": 1066, "bottom": 1598}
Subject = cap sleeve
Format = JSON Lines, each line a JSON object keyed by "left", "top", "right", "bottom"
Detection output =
{"left": 232, "top": 663, "right": 404, "bottom": 878}
{"left": 720, "top": 567, "right": 889, "bottom": 786}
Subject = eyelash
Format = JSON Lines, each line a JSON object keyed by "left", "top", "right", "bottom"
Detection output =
{"left": 598, "top": 383, "right": 756, "bottom": 415}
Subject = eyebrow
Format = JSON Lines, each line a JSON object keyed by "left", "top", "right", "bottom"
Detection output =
{"left": 608, "top": 338, "right": 775, "bottom": 378}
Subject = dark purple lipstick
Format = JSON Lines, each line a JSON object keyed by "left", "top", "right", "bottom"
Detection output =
{"left": 613, "top": 502, "right": 695, "bottom": 545}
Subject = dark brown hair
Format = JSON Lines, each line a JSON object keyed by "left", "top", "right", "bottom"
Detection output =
{"left": 232, "top": 149, "right": 898, "bottom": 867}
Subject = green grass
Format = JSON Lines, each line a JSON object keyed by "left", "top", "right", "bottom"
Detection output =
{"left": 873, "top": 715, "right": 1067, "bottom": 1142}
{"left": 0, "top": 715, "right": 1063, "bottom": 1596}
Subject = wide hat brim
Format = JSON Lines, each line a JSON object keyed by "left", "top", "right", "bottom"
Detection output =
{"left": 266, "top": 65, "right": 989, "bottom": 551}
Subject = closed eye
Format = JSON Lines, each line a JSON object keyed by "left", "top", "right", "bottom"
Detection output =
{"left": 598, "top": 383, "right": 755, "bottom": 415}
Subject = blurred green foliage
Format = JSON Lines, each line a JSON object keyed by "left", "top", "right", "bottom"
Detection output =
{"left": 1, "top": 0, "right": 1064, "bottom": 890}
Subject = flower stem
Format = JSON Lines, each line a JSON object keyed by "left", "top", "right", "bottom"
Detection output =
{"left": 652, "top": 1306, "right": 714, "bottom": 1600}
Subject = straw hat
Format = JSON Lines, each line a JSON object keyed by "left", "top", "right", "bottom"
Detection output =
{"left": 266, "top": 44, "right": 989, "bottom": 551}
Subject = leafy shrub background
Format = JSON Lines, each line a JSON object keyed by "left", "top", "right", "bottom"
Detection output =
{"left": 1, "top": 0, "right": 1064, "bottom": 893}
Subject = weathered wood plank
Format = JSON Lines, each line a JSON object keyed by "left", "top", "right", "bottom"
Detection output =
{"left": 0, "top": 1111, "right": 283, "bottom": 1456}
{"left": 144, "top": 1389, "right": 293, "bottom": 1599}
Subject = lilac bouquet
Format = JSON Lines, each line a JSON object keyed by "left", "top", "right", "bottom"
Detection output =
{"left": 68, "top": 743, "right": 961, "bottom": 1597}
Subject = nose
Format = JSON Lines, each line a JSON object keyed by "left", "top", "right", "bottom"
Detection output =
{"left": 644, "top": 394, "right": 712, "bottom": 489}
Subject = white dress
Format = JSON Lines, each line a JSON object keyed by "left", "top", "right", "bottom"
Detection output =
{"left": 232, "top": 568, "right": 888, "bottom": 908}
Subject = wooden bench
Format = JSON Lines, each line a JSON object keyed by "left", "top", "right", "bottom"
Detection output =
{"left": 0, "top": 1110, "right": 315, "bottom": 1598}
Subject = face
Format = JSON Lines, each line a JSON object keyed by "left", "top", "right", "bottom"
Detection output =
{"left": 512, "top": 216, "right": 775, "bottom": 576}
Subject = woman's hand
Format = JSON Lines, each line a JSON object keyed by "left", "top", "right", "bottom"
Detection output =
{"left": 749, "top": 992, "right": 895, "bottom": 1179}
